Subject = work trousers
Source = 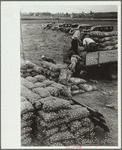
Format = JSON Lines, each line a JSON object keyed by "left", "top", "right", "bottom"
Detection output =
{"left": 71, "top": 39, "right": 78, "bottom": 55}
{"left": 87, "top": 42, "right": 96, "bottom": 52}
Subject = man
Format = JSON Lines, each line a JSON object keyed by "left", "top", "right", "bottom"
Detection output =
{"left": 82, "top": 34, "right": 96, "bottom": 52}
{"left": 71, "top": 26, "right": 84, "bottom": 55}
{"left": 68, "top": 54, "right": 82, "bottom": 77}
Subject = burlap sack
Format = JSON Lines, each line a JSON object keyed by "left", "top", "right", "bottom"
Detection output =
{"left": 21, "top": 101, "right": 34, "bottom": 115}
{"left": 74, "top": 122, "right": 94, "bottom": 138}
{"left": 21, "top": 119, "right": 33, "bottom": 128}
{"left": 70, "top": 120, "right": 82, "bottom": 133}
{"left": 34, "top": 75, "right": 46, "bottom": 82}
{"left": 41, "top": 80, "right": 55, "bottom": 87}
{"left": 32, "top": 87, "right": 51, "bottom": 98}
{"left": 71, "top": 85, "right": 79, "bottom": 91}
{"left": 78, "top": 84, "right": 93, "bottom": 92}
{"left": 21, "top": 127, "right": 32, "bottom": 135}
{"left": 21, "top": 112, "right": 36, "bottom": 121}
{"left": 26, "top": 76, "right": 38, "bottom": 83}
{"left": 69, "top": 77, "right": 86, "bottom": 85}
{"left": 21, "top": 96, "right": 27, "bottom": 102}
{"left": 21, "top": 78, "right": 37, "bottom": 90}
{"left": 21, "top": 136, "right": 32, "bottom": 146}
{"left": 45, "top": 131, "right": 74, "bottom": 143}
{"left": 99, "top": 36, "right": 117, "bottom": 43}
{"left": 62, "top": 139, "right": 75, "bottom": 146}
{"left": 71, "top": 90, "right": 85, "bottom": 95}
{"left": 43, "top": 98, "right": 71, "bottom": 112}
{"left": 21, "top": 85, "right": 40, "bottom": 103}
{"left": 37, "top": 110, "right": 60, "bottom": 123}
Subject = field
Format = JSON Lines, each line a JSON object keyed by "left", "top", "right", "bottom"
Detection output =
{"left": 21, "top": 19, "right": 118, "bottom": 146}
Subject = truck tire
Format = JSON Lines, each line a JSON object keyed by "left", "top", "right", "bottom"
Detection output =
{"left": 108, "top": 64, "right": 117, "bottom": 80}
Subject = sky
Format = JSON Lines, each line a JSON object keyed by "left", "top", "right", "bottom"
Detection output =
{"left": 20, "top": 1, "right": 118, "bottom": 13}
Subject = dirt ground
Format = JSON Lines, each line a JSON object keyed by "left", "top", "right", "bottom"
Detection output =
{"left": 21, "top": 20, "right": 118, "bottom": 146}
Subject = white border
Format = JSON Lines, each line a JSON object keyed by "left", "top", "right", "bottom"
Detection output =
{"left": 1, "top": 1, "right": 121, "bottom": 149}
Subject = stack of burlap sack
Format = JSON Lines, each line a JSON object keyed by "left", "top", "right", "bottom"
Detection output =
{"left": 21, "top": 59, "right": 61, "bottom": 82}
{"left": 21, "top": 77, "right": 72, "bottom": 146}
{"left": 21, "top": 77, "right": 95, "bottom": 146}
{"left": 40, "top": 61, "right": 61, "bottom": 82}
{"left": 21, "top": 76, "right": 72, "bottom": 103}
{"left": 21, "top": 97, "right": 36, "bottom": 146}
{"left": 59, "top": 68, "right": 97, "bottom": 96}
{"left": 34, "top": 96, "right": 95, "bottom": 146}
{"left": 21, "top": 59, "right": 44, "bottom": 78}
{"left": 89, "top": 31, "right": 118, "bottom": 51}
{"left": 69, "top": 77, "right": 97, "bottom": 95}
{"left": 20, "top": 59, "right": 98, "bottom": 146}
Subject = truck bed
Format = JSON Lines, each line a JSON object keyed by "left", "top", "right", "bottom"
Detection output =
{"left": 86, "top": 50, "right": 118, "bottom": 66}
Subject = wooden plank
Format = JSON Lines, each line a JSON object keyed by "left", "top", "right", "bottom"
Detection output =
{"left": 86, "top": 52, "right": 99, "bottom": 66}
{"left": 99, "top": 50, "right": 117, "bottom": 64}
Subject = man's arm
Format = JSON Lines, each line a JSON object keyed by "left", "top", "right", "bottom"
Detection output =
{"left": 84, "top": 44, "right": 88, "bottom": 51}
{"left": 77, "top": 39, "right": 82, "bottom": 46}
{"left": 83, "top": 39, "right": 88, "bottom": 51}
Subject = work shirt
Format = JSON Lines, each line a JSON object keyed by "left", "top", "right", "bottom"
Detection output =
{"left": 83, "top": 38, "right": 95, "bottom": 45}
{"left": 72, "top": 30, "right": 81, "bottom": 41}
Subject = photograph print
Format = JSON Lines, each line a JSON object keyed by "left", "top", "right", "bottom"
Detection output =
{"left": 20, "top": 1, "right": 120, "bottom": 148}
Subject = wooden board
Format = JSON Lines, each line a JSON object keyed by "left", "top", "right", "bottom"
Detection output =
{"left": 99, "top": 50, "right": 118, "bottom": 64}
{"left": 86, "top": 52, "right": 99, "bottom": 66}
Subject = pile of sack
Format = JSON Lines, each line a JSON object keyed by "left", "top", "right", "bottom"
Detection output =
{"left": 89, "top": 31, "right": 118, "bottom": 51}
{"left": 40, "top": 61, "right": 61, "bottom": 82}
{"left": 21, "top": 59, "right": 61, "bottom": 82}
{"left": 21, "top": 59, "right": 44, "bottom": 78}
{"left": 21, "top": 97, "right": 35, "bottom": 146}
{"left": 20, "top": 59, "right": 98, "bottom": 146}
{"left": 20, "top": 77, "right": 95, "bottom": 146}
{"left": 21, "top": 77, "right": 72, "bottom": 146}
{"left": 69, "top": 77, "right": 97, "bottom": 95}
{"left": 59, "top": 68, "right": 97, "bottom": 95}
{"left": 34, "top": 96, "right": 95, "bottom": 146}
{"left": 21, "top": 78, "right": 71, "bottom": 104}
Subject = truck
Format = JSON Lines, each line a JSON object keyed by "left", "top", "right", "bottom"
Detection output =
{"left": 81, "top": 49, "right": 117, "bottom": 80}
{"left": 69, "top": 24, "right": 92, "bottom": 35}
